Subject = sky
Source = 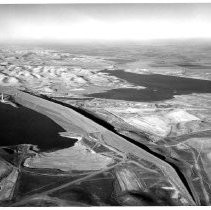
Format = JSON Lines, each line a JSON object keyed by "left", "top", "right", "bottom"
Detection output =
{"left": 0, "top": 4, "right": 211, "bottom": 43}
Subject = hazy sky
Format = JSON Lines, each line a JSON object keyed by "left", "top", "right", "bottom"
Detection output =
{"left": 1, "top": 4, "right": 211, "bottom": 42}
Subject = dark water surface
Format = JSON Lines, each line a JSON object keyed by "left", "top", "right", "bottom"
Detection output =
{"left": 86, "top": 70, "right": 211, "bottom": 102}
{"left": 0, "top": 102, "right": 77, "bottom": 151}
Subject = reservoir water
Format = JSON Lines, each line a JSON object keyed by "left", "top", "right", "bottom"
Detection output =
{"left": 86, "top": 70, "right": 211, "bottom": 102}
{"left": 0, "top": 102, "right": 77, "bottom": 151}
